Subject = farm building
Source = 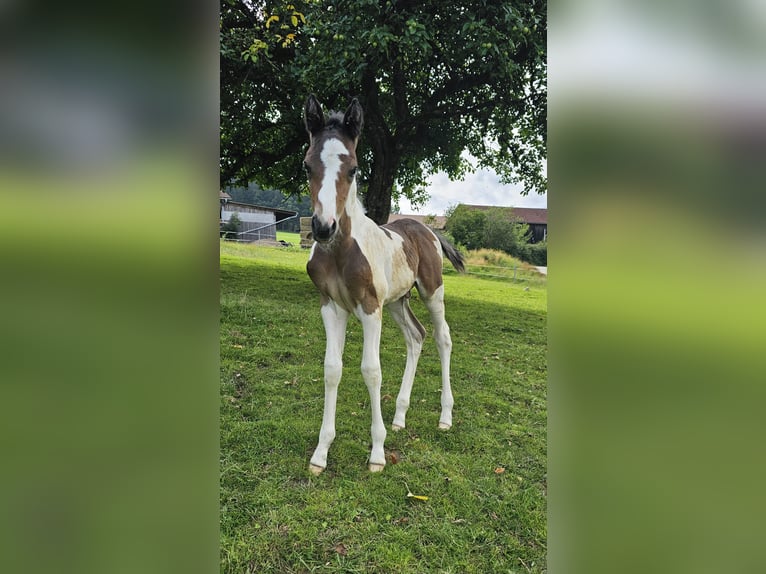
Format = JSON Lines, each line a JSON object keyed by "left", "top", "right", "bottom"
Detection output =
{"left": 457, "top": 204, "right": 548, "bottom": 243}
{"left": 220, "top": 191, "right": 297, "bottom": 242}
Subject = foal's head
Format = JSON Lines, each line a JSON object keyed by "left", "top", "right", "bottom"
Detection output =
{"left": 303, "top": 94, "right": 363, "bottom": 243}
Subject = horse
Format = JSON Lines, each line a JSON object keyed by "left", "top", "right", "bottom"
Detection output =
{"left": 302, "top": 94, "right": 465, "bottom": 475}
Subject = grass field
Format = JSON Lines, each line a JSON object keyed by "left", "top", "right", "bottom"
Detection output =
{"left": 220, "top": 240, "right": 547, "bottom": 573}
{"left": 276, "top": 231, "right": 301, "bottom": 245}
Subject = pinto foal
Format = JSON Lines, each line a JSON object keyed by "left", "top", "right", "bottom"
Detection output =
{"left": 303, "top": 94, "right": 464, "bottom": 474}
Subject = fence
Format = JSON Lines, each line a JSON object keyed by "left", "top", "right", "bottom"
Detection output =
{"left": 447, "top": 262, "right": 547, "bottom": 284}
{"left": 221, "top": 214, "right": 300, "bottom": 243}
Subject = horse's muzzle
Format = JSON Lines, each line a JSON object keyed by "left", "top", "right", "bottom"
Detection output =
{"left": 311, "top": 215, "right": 337, "bottom": 243}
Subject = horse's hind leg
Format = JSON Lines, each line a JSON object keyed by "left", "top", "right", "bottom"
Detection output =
{"left": 386, "top": 294, "right": 425, "bottom": 431}
{"left": 422, "top": 285, "right": 454, "bottom": 430}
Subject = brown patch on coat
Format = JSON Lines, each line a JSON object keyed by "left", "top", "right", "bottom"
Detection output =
{"left": 307, "top": 234, "right": 379, "bottom": 315}
{"left": 381, "top": 219, "right": 444, "bottom": 297}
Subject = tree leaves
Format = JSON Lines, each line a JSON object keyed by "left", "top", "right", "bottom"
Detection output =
{"left": 220, "top": 0, "right": 547, "bottom": 215}
{"left": 265, "top": 15, "right": 279, "bottom": 29}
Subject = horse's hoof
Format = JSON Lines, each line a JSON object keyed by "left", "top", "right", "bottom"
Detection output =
{"left": 309, "top": 464, "right": 325, "bottom": 476}
{"left": 369, "top": 463, "right": 385, "bottom": 473}
{"left": 438, "top": 422, "right": 452, "bottom": 430}
{"left": 391, "top": 423, "right": 404, "bottom": 431}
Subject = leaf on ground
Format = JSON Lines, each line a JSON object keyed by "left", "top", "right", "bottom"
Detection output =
{"left": 494, "top": 467, "right": 506, "bottom": 474}
{"left": 404, "top": 482, "right": 428, "bottom": 501}
{"left": 334, "top": 543, "right": 348, "bottom": 556}
{"left": 393, "top": 517, "right": 409, "bottom": 525}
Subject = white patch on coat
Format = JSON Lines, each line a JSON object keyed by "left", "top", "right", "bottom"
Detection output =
{"left": 346, "top": 212, "right": 418, "bottom": 306}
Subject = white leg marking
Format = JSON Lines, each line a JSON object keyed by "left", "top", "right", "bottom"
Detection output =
{"left": 424, "top": 285, "right": 454, "bottom": 430}
{"left": 356, "top": 306, "right": 387, "bottom": 471}
{"left": 309, "top": 301, "right": 349, "bottom": 473}
{"left": 386, "top": 297, "right": 424, "bottom": 431}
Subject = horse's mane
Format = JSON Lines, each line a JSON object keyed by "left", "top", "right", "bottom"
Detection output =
{"left": 325, "top": 111, "right": 345, "bottom": 131}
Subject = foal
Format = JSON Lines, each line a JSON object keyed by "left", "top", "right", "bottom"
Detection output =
{"left": 303, "top": 94, "right": 464, "bottom": 475}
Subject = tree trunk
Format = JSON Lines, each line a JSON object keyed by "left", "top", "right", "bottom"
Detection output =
{"left": 360, "top": 65, "right": 402, "bottom": 225}
{"left": 364, "top": 146, "right": 398, "bottom": 225}
{"left": 361, "top": 110, "right": 401, "bottom": 225}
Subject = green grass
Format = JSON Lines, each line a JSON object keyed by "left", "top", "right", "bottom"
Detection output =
{"left": 277, "top": 231, "right": 302, "bottom": 245}
{"left": 220, "top": 241, "right": 547, "bottom": 573}
{"left": 460, "top": 249, "right": 546, "bottom": 286}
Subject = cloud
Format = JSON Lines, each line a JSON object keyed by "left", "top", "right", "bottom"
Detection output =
{"left": 397, "top": 167, "right": 548, "bottom": 215}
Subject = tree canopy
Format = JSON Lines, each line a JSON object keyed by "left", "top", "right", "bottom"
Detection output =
{"left": 221, "top": 0, "right": 546, "bottom": 224}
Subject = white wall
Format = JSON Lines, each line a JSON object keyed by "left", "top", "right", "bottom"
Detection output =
{"left": 221, "top": 209, "right": 274, "bottom": 224}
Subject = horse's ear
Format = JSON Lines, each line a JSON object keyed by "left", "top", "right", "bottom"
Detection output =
{"left": 304, "top": 94, "right": 325, "bottom": 136}
{"left": 343, "top": 98, "right": 363, "bottom": 141}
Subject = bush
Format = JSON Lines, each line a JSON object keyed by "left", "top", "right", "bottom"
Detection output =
{"left": 520, "top": 241, "right": 547, "bottom": 266}
{"left": 483, "top": 208, "right": 531, "bottom": 258}
{"left": 446, "top": 205, "right": 539, "bottom": 264}
{"left": 444, "top": 205, "right": 487, "bottom": 251}
{"left": 220, "top": 213, "right": 241, "bottom": 240}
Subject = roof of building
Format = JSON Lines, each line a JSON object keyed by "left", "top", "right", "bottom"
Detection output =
{"left": 460, "top": 204, "right": 547, "bottom": 225}
{"left": 387, "top": 206, "right": 547, "bottom": 229}
{"left": 223, "top": 200, "right": 297, "bottom": 220}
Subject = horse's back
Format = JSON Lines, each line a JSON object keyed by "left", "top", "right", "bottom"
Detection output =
{"left": 381, "top": 219, "right": 440, "bottom": 253}
{"left": 380, "top": 219, "right": 444, "bottom": 296}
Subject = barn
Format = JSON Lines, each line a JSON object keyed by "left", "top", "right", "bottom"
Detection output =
{"left": 220, "top": 191, "right": 297, "bottom": 242}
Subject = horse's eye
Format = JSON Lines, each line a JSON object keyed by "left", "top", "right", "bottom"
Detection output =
{"left": 349, "top": 166, "right": 358, "bottom": 179}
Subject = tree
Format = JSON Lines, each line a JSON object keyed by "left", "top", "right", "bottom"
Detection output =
{"left": 444, "top": 204, "right": 487, "bottom": 250}
{"left": 220, "top": 212, "right": 241, "bottom": 240}
{"left": 446, "top": 204, "right": 537, "bottom": 262}
{"left": 221, "top": 0, "right": 546, "bottom": 224}
{"left": 483, "top": 207, "right": 531, "bottom": 256}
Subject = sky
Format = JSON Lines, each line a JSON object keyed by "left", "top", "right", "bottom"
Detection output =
{"left": 397, "top": 166, "right": 548, "bottom": 216}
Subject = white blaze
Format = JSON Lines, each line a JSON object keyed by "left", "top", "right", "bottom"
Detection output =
{"left": 318, "top": 138, "right": 351, "bottom": 223}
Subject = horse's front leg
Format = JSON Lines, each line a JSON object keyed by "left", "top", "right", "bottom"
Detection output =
{"left": 357, "top": 306, "right": 387, "bottom": 472}
{"left": 309, "top": 300, "right": 348, "bottom": 475}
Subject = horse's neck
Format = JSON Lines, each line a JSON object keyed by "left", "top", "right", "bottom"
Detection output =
{"left": 342, "top": 197, "right": 380, "bottom": 242}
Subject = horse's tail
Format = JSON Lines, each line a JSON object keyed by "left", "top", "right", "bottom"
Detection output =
{"left": 435, "top": 232, "right": 465, "bottom": 273}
